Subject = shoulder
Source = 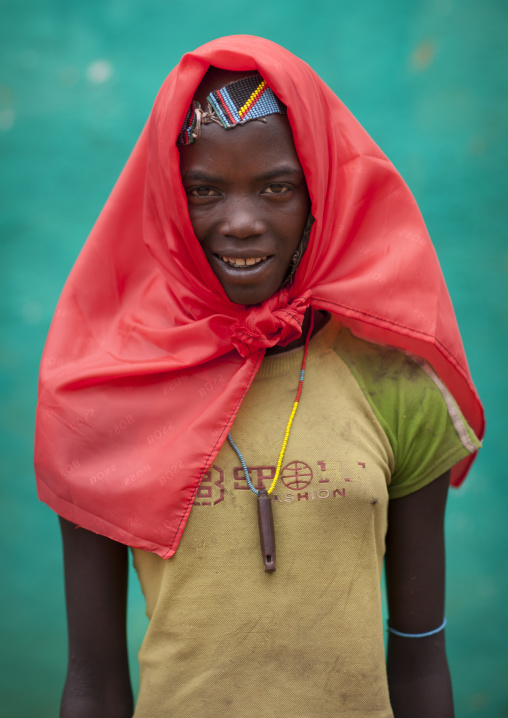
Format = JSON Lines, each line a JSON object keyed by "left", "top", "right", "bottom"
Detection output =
{"left": 330, "top": 322, "right": 432, "bottom": 401}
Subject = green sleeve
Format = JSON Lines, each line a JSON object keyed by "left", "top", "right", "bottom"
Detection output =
{"left": 334, "top": 328, "right": 481, "bottom": 499}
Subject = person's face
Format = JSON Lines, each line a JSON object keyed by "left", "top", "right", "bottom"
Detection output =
{"left": 179, "top": 114, "right": 310, "bottom": 305}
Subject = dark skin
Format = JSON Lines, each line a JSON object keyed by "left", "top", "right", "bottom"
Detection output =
{"left": 59, "top": 69, "right": 455, "bottom": 717}
{"left": 386, "top": 471, "right": 454, "bottom": 717}
{"left": 180, "top": 114, "right": 309, "bottom": 306}
{"left": 59, "top": 517, "right": 132, "bottom": 718}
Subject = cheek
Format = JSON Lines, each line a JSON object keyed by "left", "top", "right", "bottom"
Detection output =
{"left": 186, "top": 206, "right": 210, "bottom": 243}
{"left": 283, "top": 199, "right": 310, "bottom": 250}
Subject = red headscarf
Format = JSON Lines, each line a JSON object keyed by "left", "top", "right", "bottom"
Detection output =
{"left": 35, "top": 36, "right": 484, "bottom": 557}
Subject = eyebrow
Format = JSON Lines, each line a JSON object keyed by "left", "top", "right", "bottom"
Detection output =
{"left": 180, "top": 165, "right": 303, "bottom": 183}
{"left": 256, "top": 165, "right": 303, "bottom": 182}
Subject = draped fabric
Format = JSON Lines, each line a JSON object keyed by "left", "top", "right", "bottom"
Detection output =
{"left": 34, "top": 36, "right": 484, "bottom": 557}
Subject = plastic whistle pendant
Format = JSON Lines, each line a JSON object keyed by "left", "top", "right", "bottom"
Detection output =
{"left": 257, "top": 489, "right": 276, "bottom": 572}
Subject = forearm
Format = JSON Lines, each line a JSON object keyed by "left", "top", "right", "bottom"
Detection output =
{"left": 59, "top": 518, "right": 133, "bottom": 718}
{"left": 385, "top": 473, "right": 454, "bottom": 717}
{"left": 387, "top": 633, "right": 454, "bottom": 718}
{"left": 60, "top": 651, "right": 133, "bottom": 718}
{"left": 61, "top": 691, "right": 133, "bottom": 718}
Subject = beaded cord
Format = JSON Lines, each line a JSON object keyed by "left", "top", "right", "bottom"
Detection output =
{"left": 207, "top": 74, "right": 286, "bottom": 130}
{"left": 238, "top": 80, "right": 267, "bottom": 119}
{"left": 177, "top": 74, "right": 287, "bottom": 145}
{"left": 177, "top": 101, "right": 199, "bottom": 146}
{"left": 228, "top": 310, "right": 314, "bottom": 496}
{"left": 387, "top": 617, "right": 447, "bottom": 638}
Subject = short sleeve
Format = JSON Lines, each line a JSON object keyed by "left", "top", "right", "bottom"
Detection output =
{"left": 333, "top": 327, "right": 481, "bottom": 499}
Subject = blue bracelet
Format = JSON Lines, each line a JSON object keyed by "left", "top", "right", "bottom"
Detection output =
{"left": 387, "top": 617, "right": 447, "bottom": 638}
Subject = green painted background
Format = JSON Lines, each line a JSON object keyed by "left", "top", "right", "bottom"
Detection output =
{"left": 1, "top": 1, "right": 506, "bottom": 715}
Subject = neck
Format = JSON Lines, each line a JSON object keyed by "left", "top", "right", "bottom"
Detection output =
{"left": 265, "top": 309, "right": 329, "bottom": 355}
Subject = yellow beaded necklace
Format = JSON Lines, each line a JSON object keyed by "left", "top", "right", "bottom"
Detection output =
{"left": 227, "top": 309, "right": 315, "bottom": 571}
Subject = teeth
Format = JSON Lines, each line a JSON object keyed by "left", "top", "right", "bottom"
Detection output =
{"left": 221, "top": 256, "right": 267, "bottom": 267}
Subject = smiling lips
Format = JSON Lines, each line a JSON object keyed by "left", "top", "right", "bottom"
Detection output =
{"left": 220, "top": 255, "right": 268, "bottom": 268}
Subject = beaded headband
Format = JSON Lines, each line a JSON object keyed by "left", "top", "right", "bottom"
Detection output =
{"left": 177, "top": 73, "right": 287, "bottom": 145}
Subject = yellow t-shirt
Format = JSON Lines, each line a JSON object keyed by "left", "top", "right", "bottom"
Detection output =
{"left": 132, "top": 319, "right": 479, "bottom": 717}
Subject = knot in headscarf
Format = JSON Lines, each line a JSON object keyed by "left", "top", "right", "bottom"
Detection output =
{"left": 231, "top": 292, "right": 310, "bottom": 357}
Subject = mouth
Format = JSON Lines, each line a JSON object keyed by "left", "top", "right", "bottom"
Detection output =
{"left": 219, "top": 255, "right": 268, "bottom": 268}
{"left": 207, "top": 252, "right": 280, "bottom": 302}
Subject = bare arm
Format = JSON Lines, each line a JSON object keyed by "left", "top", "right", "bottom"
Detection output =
{"left": 385, "top": 471, "right": 454, "bottom": 718}
{"left": 59, "top": 517, "right": 133, "bottom": 718}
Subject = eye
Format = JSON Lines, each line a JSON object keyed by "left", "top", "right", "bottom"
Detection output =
{"left": 187, "top": 186, "right": 220, "bottom": 197}
{"left": 262, "top": 183, "right": 292, "bottom": 197}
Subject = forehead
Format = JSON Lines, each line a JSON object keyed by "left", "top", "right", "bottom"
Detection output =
{"left": 179, "top": 114, "right": 303, "bottom": 179}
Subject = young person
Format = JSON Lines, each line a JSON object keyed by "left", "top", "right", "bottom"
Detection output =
{"left": 35, "top": 36, "right": 484, "bottom": 717}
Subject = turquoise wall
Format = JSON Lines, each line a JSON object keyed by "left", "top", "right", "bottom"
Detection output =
{"left": 1, "top": 1, "right": 506, "bottom": 715}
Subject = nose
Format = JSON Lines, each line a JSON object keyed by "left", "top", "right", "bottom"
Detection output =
{"left": 218, "top": 197, "right": 265, "bottom": 240}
